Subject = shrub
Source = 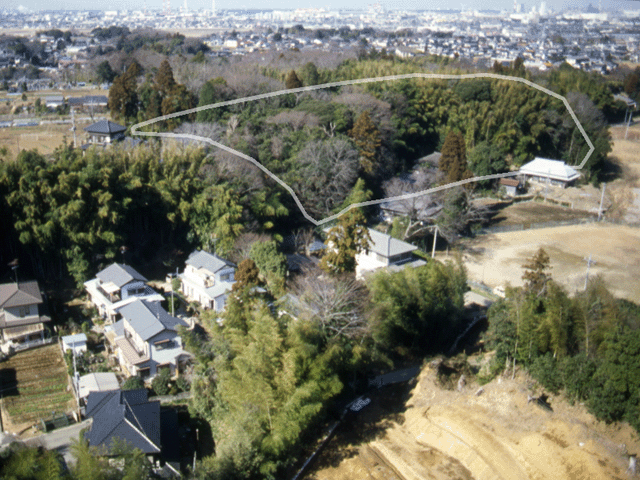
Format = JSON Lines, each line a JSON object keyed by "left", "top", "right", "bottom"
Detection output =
{"left": 151, "top": 368, "right": 171, "bottom": 396}
{"left": 122, "top": 376, "right": 145, "bottom": 390}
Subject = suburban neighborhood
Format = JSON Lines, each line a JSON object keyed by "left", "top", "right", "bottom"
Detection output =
{"left": 1, "top": 1, "right": 640, "bottom": 479}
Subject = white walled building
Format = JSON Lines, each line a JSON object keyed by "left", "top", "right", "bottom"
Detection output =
{"left": 180, "top": 250, "right": 236, "bottom": 311}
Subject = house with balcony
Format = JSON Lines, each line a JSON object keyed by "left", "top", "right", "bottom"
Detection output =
{"left": 180, "top": 250, "right": 236, "bottom": 311}
{"left": 0, "top": 280, "right": 51, "bottom": 351}
{"left": 84, "top": 263, "right": 163, "bottom": 323}
{"left": 104, "top": 299, "right": 190, "bottom": 379}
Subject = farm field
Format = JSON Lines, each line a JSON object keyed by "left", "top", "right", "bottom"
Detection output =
{"left": 0, "top": 121, "right": 95, "bottom": 158}
{"left": 0, "top": 344, "right": 75, "bottom": 434}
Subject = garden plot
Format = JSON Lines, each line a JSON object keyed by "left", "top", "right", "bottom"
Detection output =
{"left": 0, "top": 344, "right": 75, "bottom": 434}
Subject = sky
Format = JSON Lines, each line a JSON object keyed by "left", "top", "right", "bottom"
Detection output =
{"left": 13, "top": 0, "right": 640, "bottom": 14}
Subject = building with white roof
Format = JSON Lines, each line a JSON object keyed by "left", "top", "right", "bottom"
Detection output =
{"left": 519, "top": 157, "right": 581, "bottom": 188}
{"left": 61, "top": 332, "right": 88, "bottom": 355}
{"left": 179, "top": 250, "right": 236, "bottom": 311}
{"left": 77, "top": 372, "right": 119, "bottom": 402}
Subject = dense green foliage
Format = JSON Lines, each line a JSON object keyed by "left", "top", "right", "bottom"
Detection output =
{"left": 368, "top": 257, "right": 468, "bottom": 354}
{"left": 0, "top": 142, "right": 287, "bottom": 288}
{"left": 485, "top": 250, "right": 640, "bottom": 431}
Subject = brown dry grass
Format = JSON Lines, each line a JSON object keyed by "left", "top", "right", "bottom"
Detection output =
{"left": 0, "top": 121, "right": 94, "bottom": 159}
{"left": 458, "top": 222, "right": 640, "bottom": 302}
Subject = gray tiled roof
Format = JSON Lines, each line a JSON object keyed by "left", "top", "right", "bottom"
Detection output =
{"left": 96, "top": 263, "right": 147, "bottom": 288}
{"left": 83, "top": 120, "right": 126, "bottom": 135}
{"left": 186, "top": 250, "right": 235, "bottom": 274}
{"left": 85, "top": 389, "right": 161, "bottom": 455}
{"left": 367, "top": 228, "right": 417, "bottom": 258}
{"left": 118, "top": 299, "right": 187, "bottom": 341}
{"left": 0, "top": 281, "right": 42, "bottom": 308}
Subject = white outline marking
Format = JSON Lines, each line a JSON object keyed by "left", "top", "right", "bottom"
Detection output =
{"left": 131, "top": 73, "right": 595, "bottom": 226}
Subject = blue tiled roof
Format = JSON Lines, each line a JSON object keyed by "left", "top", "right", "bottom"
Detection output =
{"left": 85, "top": 389, "right": 161, "bottom": 455}
{"left": 84, "top": 120, "right": 126, "bottom": 135}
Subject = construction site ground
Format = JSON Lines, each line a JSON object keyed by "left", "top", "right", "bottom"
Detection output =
{"left": 456, "top": 118, "right": 640, "bottom": 303}
{"left": 304, "top": 361, "right": 638, "bottom": 480}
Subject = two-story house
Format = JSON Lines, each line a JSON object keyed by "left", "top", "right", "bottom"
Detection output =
{"left": 180, "top": 250, "right": 236, "bottom": 311}
{"left": 355, "top": 228, "right": 427, "bottom": 279}
{"left": 323, "top": 227, "right": 427, "bottom": 280}
{"left": 0, "top": 280, "right": 51, "bottom": 350}
{"left": 105, "top": 299, "right": 190, "bottom": 379}
{"left": 84, "top": 263, "right": 163, "bottom": 323}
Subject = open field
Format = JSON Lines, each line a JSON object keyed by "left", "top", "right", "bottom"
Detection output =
{"left": 0, "top": 121, "right": 96, "bottom": 158}
{"left": 486, "top": 201, "right": 596, "bottom": 227}
{"left": 305, "top": 361, "right": 638, "bottom": 480}
{"left": 0, "top": 344, "right": 75, "bottom": 433}
{"left": 457, "top": 222, "right": 640, "bottom": 302}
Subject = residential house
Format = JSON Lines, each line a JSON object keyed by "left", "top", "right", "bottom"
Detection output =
{"left": 61, "top": 333, "right": 87, "bottom": 355}
{"left": 356, "top": 228, "right": 427, "bottom": 280}
{"left": 44, "top": 95, "right": 64, "bottom": 109}
{"left": 180, "top": 250, "right": 236, "bottom": 311}
{"left": 105, "top": 299, "right": 190, "bottom": 379}
{"left": 0, "top": 280, "right": 51, "bottom": 350}
{"left": 83, "top": 120, "right": 126, "bottom": 147}
{"left": 519, "top": 157, "right": 581, "bottom": 188}
{"left": 84, "top": 388, "right": 181, "bottom": 475}
{"left": 84, "top": 263, "right": 163, "bottom": 323}
{"left": 84, "top": 388, "right": 161, "bottom": 457}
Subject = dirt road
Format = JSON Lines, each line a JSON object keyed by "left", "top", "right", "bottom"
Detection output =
{"left": 456, "top": 222, "right": 640, "bottom": 302}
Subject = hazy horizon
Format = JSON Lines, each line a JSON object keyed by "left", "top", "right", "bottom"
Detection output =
{"left": 5, "top": 0, "right": 640, "bottom": 13}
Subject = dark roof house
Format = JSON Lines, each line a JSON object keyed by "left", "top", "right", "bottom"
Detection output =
{"left": 83, "top": 120, "right": 126, "bottom": 148}
{"left": 0, "top": 280, "right": 51, "bottom": 348}
{"left": 85, "top": 388, "right": 161, "bottom": 455}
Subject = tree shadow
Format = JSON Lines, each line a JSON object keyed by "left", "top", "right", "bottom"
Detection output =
{"left": 0, "top": 368, "right": 19, "bottom": 397}
{"left": 599, "top": 155, "right": 626, "bottom": 183}
{"left": 310, "top": 380, "right": 416, "bottom": 470}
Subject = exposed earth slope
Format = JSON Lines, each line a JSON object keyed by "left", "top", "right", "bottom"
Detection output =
{"left": 306, "top": 361, "right": 638, "bottom": 480}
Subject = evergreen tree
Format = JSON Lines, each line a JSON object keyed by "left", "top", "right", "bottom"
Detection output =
{"left": 348, "top": 110, "right": 382, "bottom": 175}
{"left": 154, "top": 59, "right": 177, "bottom": 96}
{"left": 285, "top": 70, "right": 302, "bottom": 89}
{"left": 320, "top": 208, "right": 370, "bottom": 275}
{"left": 233, "top": 258, "right": 261, "bottom": 292}
{"left": 522, "top": 247, "right": 552, "bottom": 296}
{"left": 439, "top": 130, "right": 472, "bottom": 185}
{"left": 108, "top": 63, "right": 138, "bottom": 120}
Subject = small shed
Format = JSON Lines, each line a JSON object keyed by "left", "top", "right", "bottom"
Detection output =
{"left": 499, "top": 177, "right": 521, "bottom": 196}
{"left": 61, "top": 333, "right": 88, "bottom": 355}
{"left": 78, "top": 372, "right": 119, "bottom": 402}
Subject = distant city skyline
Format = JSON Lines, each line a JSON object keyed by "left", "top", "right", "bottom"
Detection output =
{"left": 8, "top": 0, "right": 639, "bottom": 13}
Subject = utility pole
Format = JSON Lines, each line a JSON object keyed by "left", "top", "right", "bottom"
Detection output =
{"left": 71, "top": 107, "right": 77, "bottom": 148}
{"left": 431, "top": 225, "right": 438, "bottom": 259}
{"left": 171, "top": 267, "right": 178, "bottom": 317}
{"left": 625, "top": 108, "right": 633, "bottom": 140}
{"left": 597, "top": 182, "right": 606, "bottom": 221}
{"left": 584, "top": 254, "right": 596, "bottom": 291}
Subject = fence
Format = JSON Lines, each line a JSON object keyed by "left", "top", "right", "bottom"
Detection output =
{"left": 478, "top": 216, "right": 598, "bottom": 235}
{"left": 11, "top": 337, "right": 55, "bottom": 353}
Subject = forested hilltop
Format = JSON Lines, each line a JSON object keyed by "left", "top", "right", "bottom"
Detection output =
{"left": 1, "top": 52, "right": 640, "bottom": 480}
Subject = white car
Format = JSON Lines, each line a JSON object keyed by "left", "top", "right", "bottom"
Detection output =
{"left": 350, "top": 397, "right": 371, "bottom": 412}
{"left": 493, "top": 286, "right": 506, "bottom": 298}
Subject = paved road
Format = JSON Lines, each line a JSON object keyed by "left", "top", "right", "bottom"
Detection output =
{"left": 25, "top": 419, "right": 91, "bottom": 465}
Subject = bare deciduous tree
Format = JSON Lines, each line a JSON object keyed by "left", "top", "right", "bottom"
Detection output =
{"left": 293, "top": 137, "right": 359, "bottom": 218}
{"left": 291, "top": 268, "right": 369, "bottom": 340}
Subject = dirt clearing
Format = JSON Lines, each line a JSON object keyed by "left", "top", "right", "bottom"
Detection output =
{"left": 305, "top": 362, "right": 638, "bottom": 480}
{"left": 457, "top": 223, "right": 640, "bottom": 302}
{"left": 0, "top": 121, "right": 94, "bottom": 158}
